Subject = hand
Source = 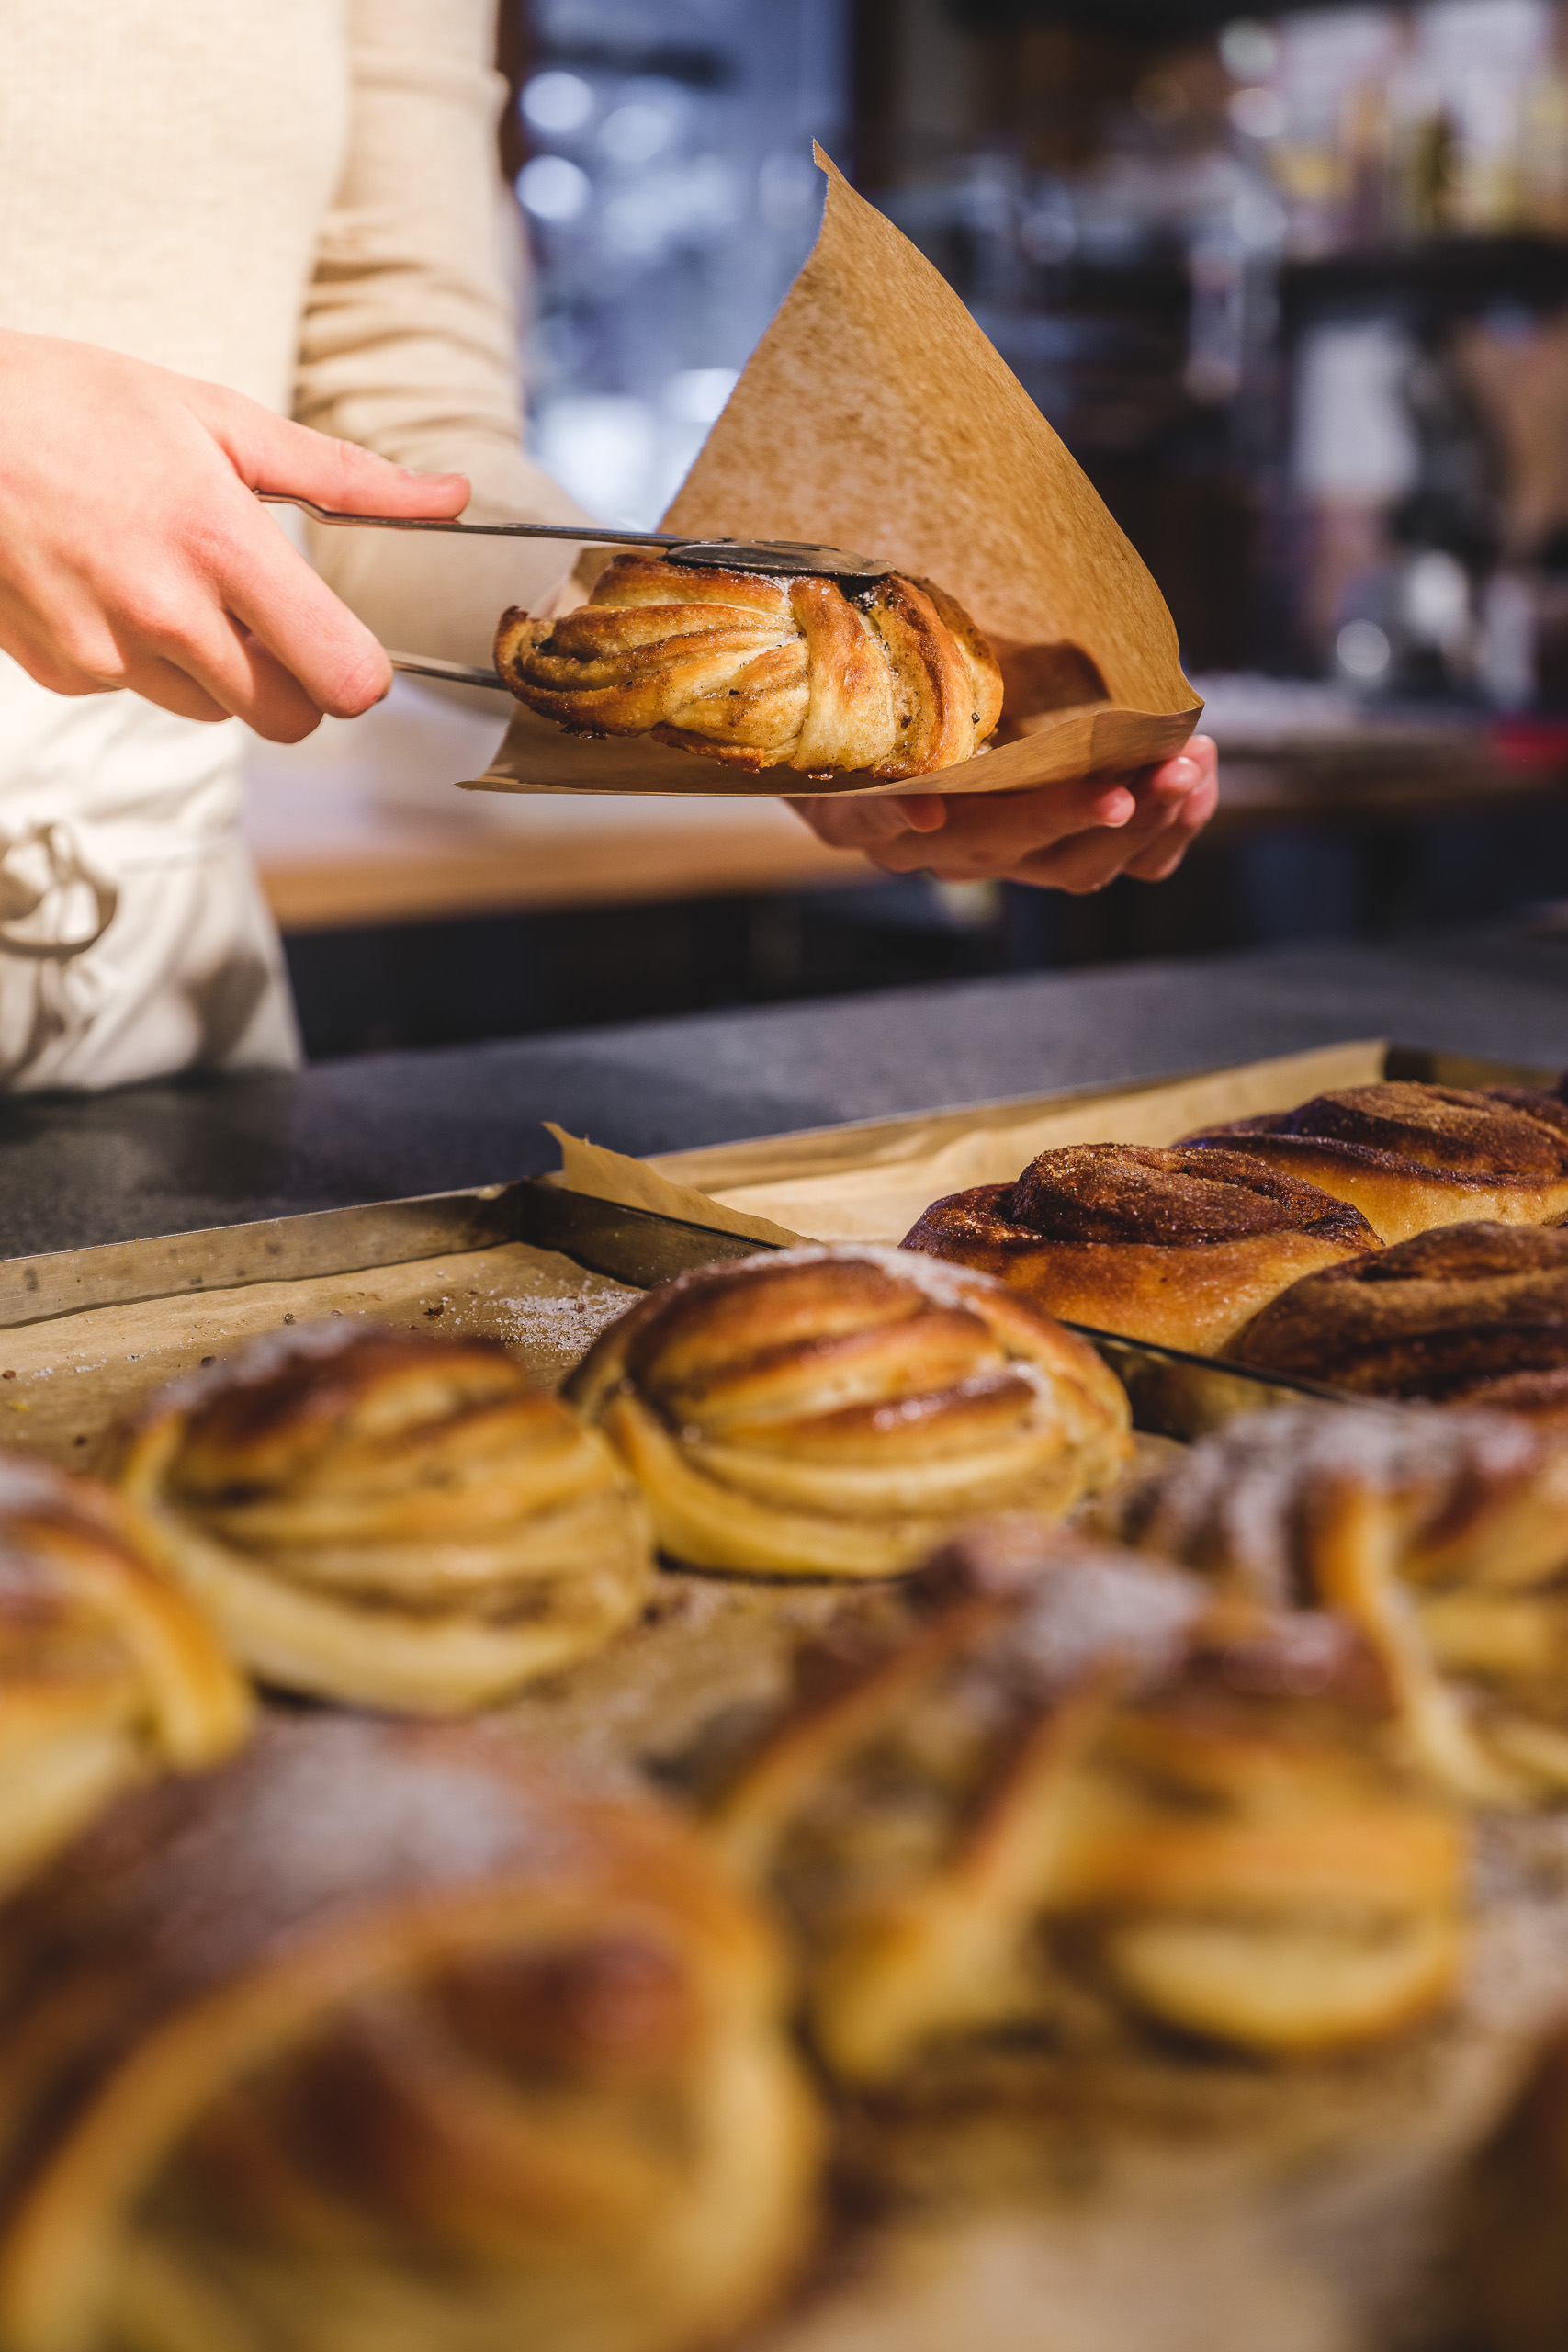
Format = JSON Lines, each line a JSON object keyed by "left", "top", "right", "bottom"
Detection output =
{"left": 788, "top": 735, "right": 1219, "bottom": 891}
{"left": 0, "top": 332, "right": 471, "bottom": 741}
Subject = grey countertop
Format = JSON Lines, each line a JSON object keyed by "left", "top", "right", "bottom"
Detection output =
{"left": 4, "top": 925, "right": 1566, "bottom": 1259}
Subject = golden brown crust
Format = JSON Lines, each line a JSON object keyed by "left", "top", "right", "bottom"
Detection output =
{"left": 900, "top": 1145, "right": 1378, "bottom": 1353}
{"left": 1238, "top": 1221, "right": 1568, "bottom": 1411}
{"left": 703, "top": 1521, "right": 1464, "bottom": 2077}
{"left": 564, "top": 1247, "right": 1132, "bottom": 1578}
{"left": 0, "top": 1715, "right": 821, "bottom": 2352}
{"left": 494, "top": 553, "right": 1004, "bottom": 780}
{"left": 111, "top": 1324, "right": 653, "bottom": 1713}
{"left": 1122, "top": 1401, "right": 1568, "bottom": 1804}
{"left": 0, "top": 1452, "right": 250, "bottom": 1901}
{"left": 1185, "top": 1083, "right": 1568, "bottom": 1243}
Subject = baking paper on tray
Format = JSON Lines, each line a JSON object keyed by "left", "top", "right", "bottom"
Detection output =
{"left": 466, "top": 147, "right": 1202, "bottom": 803}
{"left": 547, "top": 1041, "right": 1387, "bottom": 1248}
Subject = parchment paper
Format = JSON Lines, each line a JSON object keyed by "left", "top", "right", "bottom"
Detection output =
{"left": 466, "top": 148, "right": 1201, "bottom": 802}
{"left": 0, "top": 1242, "right": 637, "bottom": 1471}
{"left": 548, "top": 1040, "right": 1388, "bottom": 1249}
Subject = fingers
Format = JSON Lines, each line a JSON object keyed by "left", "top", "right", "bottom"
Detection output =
{"left": 204, "top": 490, "right": 395, "bottom": 723}
{"left": 873, "top": 778, "right": 1137, "bottom": 878}
{"left": 190, "top": 382, "right": 470, "bottom": 519}
{"left": 1122, "top": 769, "right": 1219, "bottom": 883}
{"left": 1013, "top": 742, "right": 1219, "bottom": 892}
{"left": 785, "top": 734, "right": 1220, "bottom": 892}
{"left": 784, "top": 790, "right": 949, "bottom": 850}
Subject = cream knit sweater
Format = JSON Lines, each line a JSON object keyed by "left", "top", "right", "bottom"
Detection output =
{"left": 0, "top": 0, "right": 588, "bottom": 656}
{"left": 0, "top": 0, "right": 587, "bottom": 1088}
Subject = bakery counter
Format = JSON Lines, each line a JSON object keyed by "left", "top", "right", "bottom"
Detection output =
{"left": 1, "top": 921, "right": 1565, "bottom": 1261}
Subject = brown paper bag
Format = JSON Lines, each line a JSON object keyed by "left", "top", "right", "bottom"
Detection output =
{"left": 466, "top": 148, "right": 1202, "bottom": 802}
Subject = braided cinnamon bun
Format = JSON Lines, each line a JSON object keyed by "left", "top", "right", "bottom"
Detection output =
{"left": 1237, "top": 1221, "right": 1568, "bottom": 1417}
{"left": 0, "top": 1453, "right": 249, "bottom": 1899}
{"left": 112, "top": 1324, "right": 653, "bottom": 1714}
{"left": 702, "top": 1521, "right": 1463, "bottom": 2075}
{"left": 901, "top": 1143, "right": 1378, "bottom": 1353}
{"left": 564, "top": 1248, "right": 1133, "bottom": 1578}
{"left": 1184, "top": 1082, "right": 1568, "bottom": 1244}
{"left": 0, "top": 1715, "right": 821, "bottom": 2352}
{"left": 1123, "top": 1402, "right": 1568, "bottom": 1804}
{"left": 495, "top": 554, "right": 1004, "bottom": 781}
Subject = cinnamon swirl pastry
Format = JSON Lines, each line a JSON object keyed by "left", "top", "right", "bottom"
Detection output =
{"left": 0, "top": 1453, "right": 249, "bottom": 1899}
{"left": 703, "top": 1521, "right": 1463, "bottom": 2074}
{"left": 495, "top": 554, "right": 1004, "bottom": 780}
{"left": 1184, "top": 1082, "right": 1568, "bottom": 1243}
{"left": 901, "top": 1144, "right": 1377, "bottom": 1353}
{"left": 1237, "top": 1221, "right": 1568, "bottom": 1416}
{"left": 0, "top": 1715, "right": 821, "bottom": 2352}
{"left": 112, "top": 1324, "right": 653, "bottom": 1714}
{"left": 564, "top": 1248, "right": 1133, "bottom": 1578}
{"left": 1124, "top": 1402, "right": 1568, "bottom": 1804}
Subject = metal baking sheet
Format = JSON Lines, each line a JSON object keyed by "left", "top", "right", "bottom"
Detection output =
{"left": 0, "top": 1041, "right": 1543, "bottom": 1443}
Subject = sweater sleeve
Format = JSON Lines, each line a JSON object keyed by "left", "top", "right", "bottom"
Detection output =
{"left": 293, "top": 0, "right": 592, "bottom": 670}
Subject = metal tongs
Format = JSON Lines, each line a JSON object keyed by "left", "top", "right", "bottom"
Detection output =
{"left": 258, "top": 494, "right": 893, "bottom": 691}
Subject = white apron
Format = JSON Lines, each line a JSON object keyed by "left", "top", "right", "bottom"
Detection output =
{"left": 0, "top": 658, "right": 300, "bottom": 1091}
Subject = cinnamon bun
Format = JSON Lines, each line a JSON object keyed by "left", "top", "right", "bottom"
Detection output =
{"left": 1237, "top": 1221, "right": 1568, "bottom": 1416}
{"left": 0, "top": 1715, "right": 821, "bottom": 2352}
{"left": 0, "top": 1453, "right": 249, "bottom": 1898}
{"left": 1124, "top": 1402, "right": 1568, "bottom": 1804}
{"left": 112, "top": 1323, "right": 653, "bottom": 1714}
{"left": 1184, "top": 1082, "right": 1568, "bottom": 1244}
{"left": 495, "top": 554, "right": 1004, "bottom": 781}
{"left": 564, "top": 1247, "right": 1133, "bottom": 1578}
{"left": 704, "top": 1520, "right": 1464, "bottom": 2075}
{"left": 901, "top": 1143, "right": 1378, "bottom": 1353}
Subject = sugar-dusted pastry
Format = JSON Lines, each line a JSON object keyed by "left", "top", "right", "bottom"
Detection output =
{"left": 1123, "top": 1401, "right": 1568, "bottom": 1804}
{"left": 564, "top": 1247, "right": 1133, "bottom": 1578}
{"left": 901, "top": 1142, "right": 1377, "bottom": 1354}
{"left": 0, "top": 1715, "right": 821, "bottom": 2352}
{"left": 1183, "top": 1081, "right": 1568, "bottom": 1244}
{"left": 0, "top": 1451, "right": 248, "bottom": 1899}
{"left": 495, "top": 553, "right": 1004, "bottom": 780}
{"left": 1237, "top": 1221, "right": 1568, "bottom": 1419}
{"left": 703, "top": 1521, "right": 1464, "bottom": 2073}
{"left": 112, "top": 1323, "right": 653, "bottom": 1713}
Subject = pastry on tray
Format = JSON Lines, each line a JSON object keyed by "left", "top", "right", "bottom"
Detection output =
{"left": 563, "top": 1247, "right": 1133, "bottom": 1577}
{"left": 1122, "top": 1401, "right": 1568, "bottom": 1804}
{"left": 1182, "top": 1081, "right": 1568, "bottom": 1244}
{"left": 698, "top": 1519, "right": 1464, "bottom": 2080}
{"left": 495, "top": 552, "right": 1004, "bottom": 780}
{"left": 900, "top": 1142, "right": 1377, "bottom": 1354}
{"left": 110, "top": 1323, "right": 653, "bottom": 1714}
{"left": 1236, "top": 1220, "right": 1568, "bottom": 1421}
{"left": 0, "top": 1714, "right": 821, "bottom": 2352}
{"left": 0, "top": 1453, "right": 249, "bottom": 1899}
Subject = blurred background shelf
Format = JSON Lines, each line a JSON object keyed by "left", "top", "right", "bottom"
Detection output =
{"left": 244, "top": 771, "right": 869, "bottom": 933}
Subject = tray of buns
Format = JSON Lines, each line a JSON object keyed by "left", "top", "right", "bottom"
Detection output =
{"left": 6, "top": 1042, "right": 1568, "bottom": 2352}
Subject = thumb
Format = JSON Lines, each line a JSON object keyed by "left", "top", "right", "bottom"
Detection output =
{"left": 186, "top": 382, "right": 470, "bottom": 520}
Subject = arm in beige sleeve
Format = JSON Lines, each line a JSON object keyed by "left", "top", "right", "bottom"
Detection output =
{"left": 293, "top": 0, "right": 591, "bottom": 670}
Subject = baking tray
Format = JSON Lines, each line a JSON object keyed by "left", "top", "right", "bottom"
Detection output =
{"left": 1, "top": 1036, "right": 1536, "bottom": 1448}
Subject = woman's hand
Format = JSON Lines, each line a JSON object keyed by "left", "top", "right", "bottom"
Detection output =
{"left": 788, "top": 735, "right": 1219, "bottom": 891}
{"left": 0, "top": 332, "right": 471, "bottom": 741}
